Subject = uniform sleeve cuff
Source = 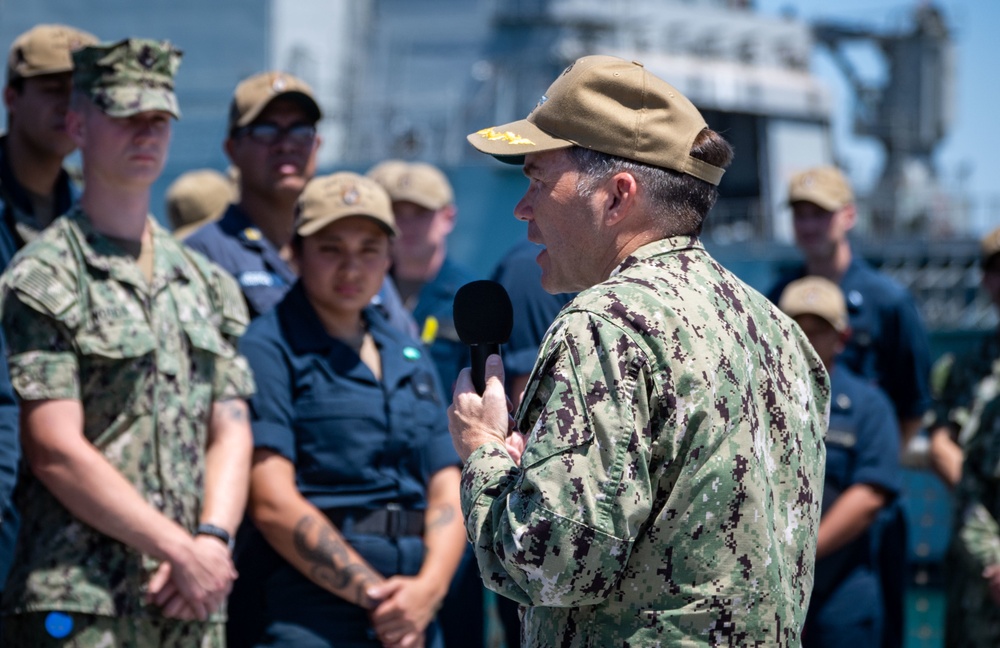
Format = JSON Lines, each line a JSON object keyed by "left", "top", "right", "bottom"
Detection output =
{"left": 213, "top": 355, "right": 256, "bottom": 401}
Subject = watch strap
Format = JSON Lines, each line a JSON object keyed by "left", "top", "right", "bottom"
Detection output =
{"left": 195, "top": 523, "right": 234, "bottom": 552}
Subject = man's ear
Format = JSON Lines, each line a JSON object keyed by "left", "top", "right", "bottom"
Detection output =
{"left": 604, "top": 171, "right": 638, "bottom": 226}
{"left": 438, "top": 204, "right": 457, "bottom": 234}
{"left": 65, "top": 108, "right": 85, "bottom": 149}
{"left": 223, "top": 136, "right": 237, "bottom": 163}
{"left": 840, "top": 204, "right": 858, "bottom": 231}
{"left": 2, "top": 85, "right": 17, "bottom": 114}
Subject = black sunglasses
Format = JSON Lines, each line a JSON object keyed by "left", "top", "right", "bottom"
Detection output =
{"left": 235, "top": 122, "right": 316, "bottom": 146}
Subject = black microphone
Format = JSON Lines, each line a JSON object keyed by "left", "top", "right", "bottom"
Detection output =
{"left": 453, "top": 280, "right": 514, "bottom": 395}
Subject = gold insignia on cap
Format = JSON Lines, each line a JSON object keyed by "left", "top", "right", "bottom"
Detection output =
{"left": 476, "top": 128, "right": 535, "bottom": 146}
{"left": 343, "top": 187, "right": 360, "bottom": 205}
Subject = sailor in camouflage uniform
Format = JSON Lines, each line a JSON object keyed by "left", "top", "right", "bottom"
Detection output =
{"left": 449, "top": 55, "right": 830, "bottom": 647}
{"left": 0, "top": 39, "right": 254, "bottom": 647}
{"left": 947, "top": 389, "right": 1000, "bottom": 647}
{"left": 928, "top": 225, "right": 1000, "bottom": 489}
{"left": 941, "top": 229, "right": 1000, "bottom": 646}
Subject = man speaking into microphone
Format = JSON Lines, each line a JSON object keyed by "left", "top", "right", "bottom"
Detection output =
{"left": 448, "top": 55, "right": 831, "bottom": 647}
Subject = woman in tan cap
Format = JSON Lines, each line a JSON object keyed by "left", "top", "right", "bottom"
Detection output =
{"left": 232, "top": 172, "right": 464, "bottom": 648}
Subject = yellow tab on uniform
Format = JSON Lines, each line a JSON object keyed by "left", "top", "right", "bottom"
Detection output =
{"left": 421, "top": 315, "right": 439, "bottom": 345}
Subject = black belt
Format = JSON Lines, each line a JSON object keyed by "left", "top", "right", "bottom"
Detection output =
{"left": 324, "top": 505, "right": 425, "bottom": 538}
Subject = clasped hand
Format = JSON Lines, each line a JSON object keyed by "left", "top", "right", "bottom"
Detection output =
{"left": 146, "top": 534, "right": 237, "bottom": 620}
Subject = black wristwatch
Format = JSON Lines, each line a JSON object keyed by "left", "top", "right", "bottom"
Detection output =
{"left": 195, "top": 523, "right": 234, "bottom": 552}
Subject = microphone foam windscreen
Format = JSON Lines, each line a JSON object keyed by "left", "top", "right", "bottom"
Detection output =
{"left": 453, "top": 280, "right": 514, "bottom": 345}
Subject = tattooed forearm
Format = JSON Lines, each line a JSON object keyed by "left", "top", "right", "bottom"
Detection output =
{"left": 292, "top": 515, "right": 383, "bottom": 608}
{"left": 425, "top": 503, "right": 456, "bottom": 533}
{"left": 214, "top": 398, "right": 249, "bottom": 423}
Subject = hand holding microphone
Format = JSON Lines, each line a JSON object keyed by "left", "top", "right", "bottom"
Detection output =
{"left": 448, "top": 281, "right": 516, "bottom": 462}
{"left": 453, "top": 280, "right": 513, "bottom": 395}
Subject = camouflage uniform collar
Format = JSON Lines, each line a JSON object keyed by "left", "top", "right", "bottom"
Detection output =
{"left": 65, "top": 207, "right": 193, "bottom": 289}
{"left": 610, "top": 235, "right": 704, "bottom": 277}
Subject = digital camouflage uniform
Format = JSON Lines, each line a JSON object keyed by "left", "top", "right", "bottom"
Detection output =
{"left": 0, "top": 209, "right": 254, "bottom": 641}
{"left": 0, "top": 38, "right": 253, "bottom": 647}
{"left": 948, "top": 388, "right": 1000, "bottom": 647}
{"left": 929, "top": 330, "right": 1000, "bottom": 452}
{"left": 461, "top": 236, "right": 830, "bottom": 647}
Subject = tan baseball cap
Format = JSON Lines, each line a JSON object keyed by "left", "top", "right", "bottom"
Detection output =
{"left": 227, "top": 71, "right": 321, "bottom": 134}
{"left": 787, "top": 166, "right": 854, "bottom": 212}
{"left": 365, "top": 159, "right": 408, "bottom": 188}
{"left": 778, "top": 276, "right": 849, "bottom": 333}
{"left": 295, "top": 172, "right": 398, "bottom": 238}
{"left": 7, "top": 24, "right": 98, "bottom": 83}
{"left": 981, "top": 226, "right": 1000, "bottom": 267}
{"left": 467, "top": 55, "right": 725, "bottom": 185}
{"left": 376, "top": 162, "right": 453, "bottom": 211}
{"left": 166, "top": 169, "right": 237, "bottom": 239}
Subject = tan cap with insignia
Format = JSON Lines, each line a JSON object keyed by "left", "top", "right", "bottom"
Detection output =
{"left": 778, "top": 276, "right": 849, "bottom": 333}
{"left": 228, "top": 71, "right": 321, "bottom": 134}
{"left": 166, "top": 168, "right": 237, "bottom": 240}
{"left": 374, "top": 162, "right": 453, "bottom": 211}
{"left": 296, "top": 172, "right": 398, "bottom": 238}
{"left": 365, "top": 159, "right": 409, "bottom": 189}
{"left": 787, "top": 166, "right": 854, "bottom": 212}
{"left": 6, "top": 24, "right": 98, "bottom": 83}
{"left": 466, "top": 55, "right": 725, "bottom": 185}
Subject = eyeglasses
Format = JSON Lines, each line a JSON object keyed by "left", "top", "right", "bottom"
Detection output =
{"left": 235, "top": 122, "right": 317, "bottom": 146}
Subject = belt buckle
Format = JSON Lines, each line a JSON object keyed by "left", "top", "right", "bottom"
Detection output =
{"left": 385, "top": 503, "right": 403, "bottom": 538}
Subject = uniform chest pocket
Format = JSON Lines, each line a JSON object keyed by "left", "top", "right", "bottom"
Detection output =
{"left": 295, "top": 395, "right": 385, "bottom": 483}
{"left": 75, "top": 321, "right": 157, "bottom": 414}
{"left": 181, "top": 319, "right": 234, "bottom": 357}
{"left": 399, "top": 370, "right": 445, "bottom": 432}
{"left": 76, "top": 321, "right": 156, "bottom": 359}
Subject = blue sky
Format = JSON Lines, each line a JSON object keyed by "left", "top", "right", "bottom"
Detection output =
{"left": 755, "top": 0, "right": 1000, "bottom": 233}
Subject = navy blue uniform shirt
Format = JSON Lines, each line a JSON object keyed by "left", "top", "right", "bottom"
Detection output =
{"left": 402, "top": 256, "right": 476, "bottom": 395}
{"left": 805, "top": 365, "right": 902, "bottom": 647}
{"left": 239, "top": 281, "right": 459, "bottom": 513}
{"left": 231, "top": 281, "right": 458, "bottom": 646}
{"left": 769, "top": 257, "right": 932, "bottom": 422}
{"left": 0, "top": 331, "right": 18, "bottom": 592}
{"left": 184, "top": 204, "right": 296, "bottom": 319}
{"left": 0, "top": 135, "right": 76, "bottom": 269}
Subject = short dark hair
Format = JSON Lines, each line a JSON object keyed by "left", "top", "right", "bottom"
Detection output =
{"left": 568, "top": 128, "right": 734, "bottom": 237}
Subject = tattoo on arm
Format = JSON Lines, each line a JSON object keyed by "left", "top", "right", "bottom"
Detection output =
{"left": 292, "top": 515, "right": 383, "bottom": 608}
{"left": 215, "top": 399, "right": 248, "bottom": 423}
{"left": 425, "top": 503, "right": 455, "bottom": 533}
